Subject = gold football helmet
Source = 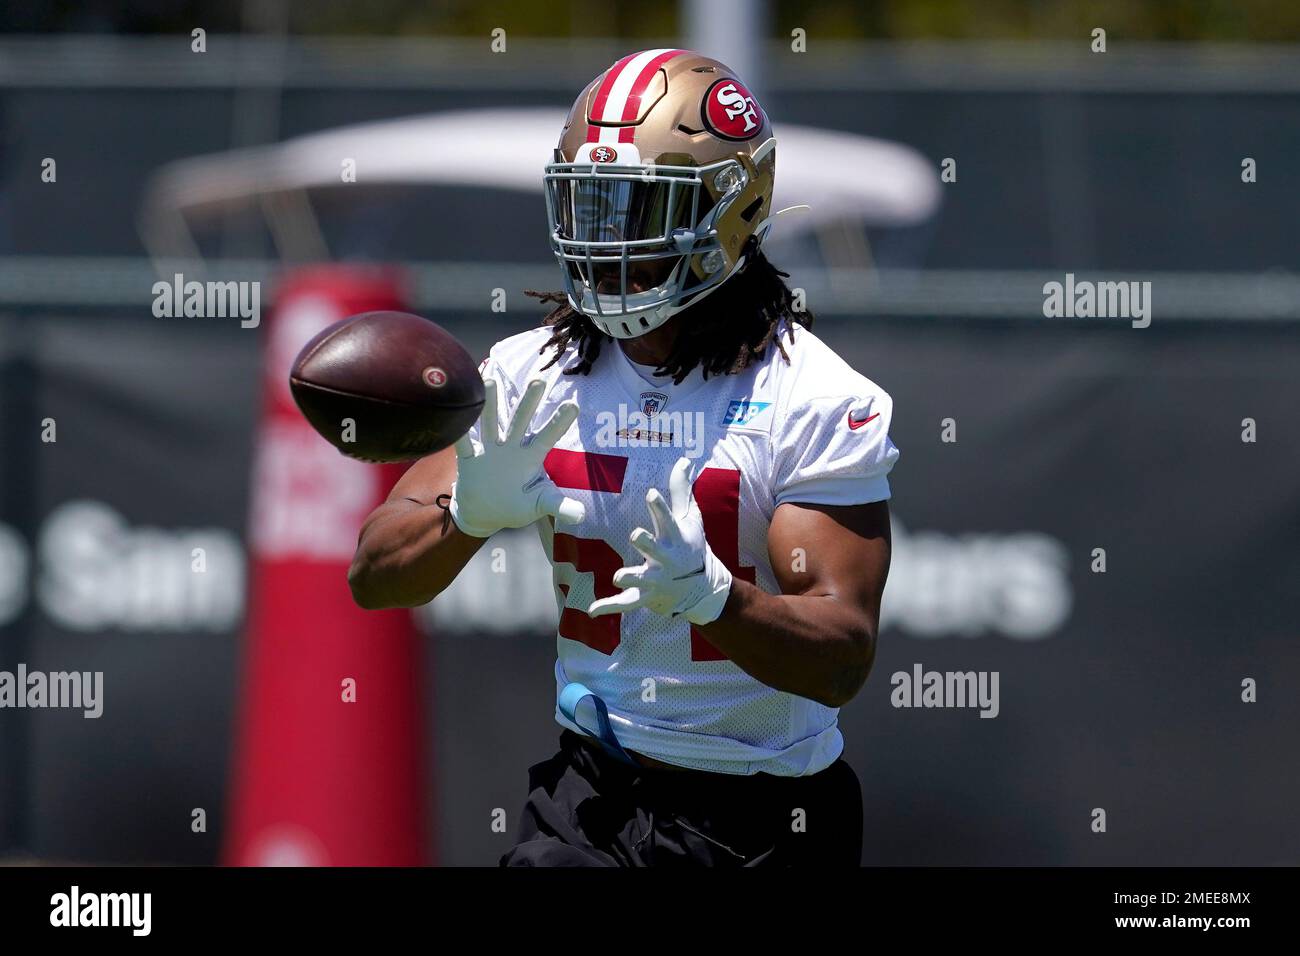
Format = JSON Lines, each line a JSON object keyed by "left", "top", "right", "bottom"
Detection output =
{"left": 544, "top": 49, "right": 777, "bottom": 338}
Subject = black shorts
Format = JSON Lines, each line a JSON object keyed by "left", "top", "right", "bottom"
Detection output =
{"left": 500, "top": 730, "right": 863, "bottom": 867}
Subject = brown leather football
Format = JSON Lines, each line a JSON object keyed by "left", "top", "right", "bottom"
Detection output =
{"left": 289, "top": 311, "right": 484, "bottom": 463}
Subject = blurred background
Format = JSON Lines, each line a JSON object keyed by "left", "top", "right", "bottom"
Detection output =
{"left": 1, "top": 0, "right": 1298, "bottom": 866}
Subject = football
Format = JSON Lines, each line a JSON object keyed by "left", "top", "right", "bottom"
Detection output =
{"left": 289, "top": 310, "right": 485, "bottom": 463}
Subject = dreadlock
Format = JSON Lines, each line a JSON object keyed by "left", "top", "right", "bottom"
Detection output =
{"left": 525, "top": 247, "right": 812, "bottom": 385}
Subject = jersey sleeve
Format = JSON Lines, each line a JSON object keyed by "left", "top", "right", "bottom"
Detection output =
{"left": 771, "top": 388, "right": 899, "bottom": 507}
{"left": 464, "top": 354, "right": 516, "bottom": 449}
{"left": 464, "top": 337, "right": 535, "bottom": 446}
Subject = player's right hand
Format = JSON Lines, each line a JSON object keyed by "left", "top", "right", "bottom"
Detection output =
{"left": 449, "top": 377, "right": 584, "bottom": 538}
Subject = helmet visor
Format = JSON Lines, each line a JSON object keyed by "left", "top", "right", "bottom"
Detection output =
{"left": 552, "top": 176, "right": 697, "bottom": 246}
{"left": 549, "top": 176, "right": 700, "bottom": 295}
{"left": 543, "top": 160, "right": 734, "bottom": 322}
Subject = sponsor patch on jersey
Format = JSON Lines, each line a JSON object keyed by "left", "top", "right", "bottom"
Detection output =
{"left": 639, "top": 390, "right": 669, "bottom": 417}
{"left": 722, "top": 400, "right": 771, "bottom": 426}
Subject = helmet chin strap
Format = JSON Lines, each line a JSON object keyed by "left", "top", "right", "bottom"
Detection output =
{"left": 659, "top": 249, "right": 751, "bottom": 321}
{"left": 602, "top": 247, "right": 752, "bottom": 339}
{"left": 582, "top": 217, "right": 798, "bottom": 339}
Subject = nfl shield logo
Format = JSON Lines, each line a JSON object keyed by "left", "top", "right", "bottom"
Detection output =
{"left": 639, "top": 390, "right": 669, "bottom": 417}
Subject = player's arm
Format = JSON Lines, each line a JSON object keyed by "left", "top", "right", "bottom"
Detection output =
{"left": 590, "top": 493, "right": 889, "bottom": 706}
{"left": 590, "top": 435, "right": 895, "bottom": 707}
{"left": 348, "top": 447, "right": 486, "bottom": 609}
{"left": 695, "top": 499, "right": 890, "bottom": 707}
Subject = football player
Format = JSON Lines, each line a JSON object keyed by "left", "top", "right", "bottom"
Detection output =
{"left": 348, "top": 49, "right": 898, "bottom": 867}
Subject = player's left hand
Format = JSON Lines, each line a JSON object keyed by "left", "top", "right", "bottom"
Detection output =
{"left": 587, "top": 457, "right": 733, "bottom": 625}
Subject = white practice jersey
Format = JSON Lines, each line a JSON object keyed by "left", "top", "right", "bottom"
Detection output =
{"left": 469, "top": 321, "right": 899, "bottom": 776}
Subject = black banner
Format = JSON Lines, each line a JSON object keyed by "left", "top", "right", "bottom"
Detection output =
{"left": 0, "top": 865, "right": 1282, "bottom": 941}
{"left": 2, "top": 312, "right": 1298, "bottom": 866}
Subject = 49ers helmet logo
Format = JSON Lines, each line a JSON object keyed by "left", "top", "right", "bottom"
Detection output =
{"left": 702, "top": 78, "right": 764, "bottom": 140}
{"left": 590, "top": 145, "right": 618, "bottom": 163}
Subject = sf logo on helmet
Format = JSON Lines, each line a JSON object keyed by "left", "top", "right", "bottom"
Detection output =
{"left": 704, "top": 79, "right": 763, "bottom": 140}
{"left": 590, "top": 145, "right": 618, "bottom": 163}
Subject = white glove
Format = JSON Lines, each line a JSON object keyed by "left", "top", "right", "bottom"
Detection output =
{"left": 450, "top": 377, "right": 585, "bottom": 538}
{"left": 588, "top": 457, "right": 733, "bottom": 626}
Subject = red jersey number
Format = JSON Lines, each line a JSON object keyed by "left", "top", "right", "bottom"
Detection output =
{"left": 544, "top": 450, "right": 753, "bottom": 661}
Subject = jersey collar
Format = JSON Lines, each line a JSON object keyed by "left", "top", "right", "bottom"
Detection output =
{"left": 607, "top": 340, "right": 709, "bottom": 403}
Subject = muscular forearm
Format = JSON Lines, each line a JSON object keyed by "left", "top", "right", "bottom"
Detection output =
{"left": 695, "top": 579, "right": 877, "bottom": 707}
{"left": 348, "top": 501, "right": 485, "bottom": 609}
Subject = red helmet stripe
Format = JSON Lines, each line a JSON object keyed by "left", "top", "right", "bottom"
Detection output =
{"left": 618, "top": 48, "right": 685, "bottom": 135}
{"left": 586, "top": 52, "right": 639, "bottom": 142}
{"left": 586, "top": 48, "right": 685, "bottom": 144}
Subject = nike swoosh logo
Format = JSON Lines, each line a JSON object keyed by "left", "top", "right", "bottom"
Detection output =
{"left": 847, "top": 411, "right": 880, "bottom": 430}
